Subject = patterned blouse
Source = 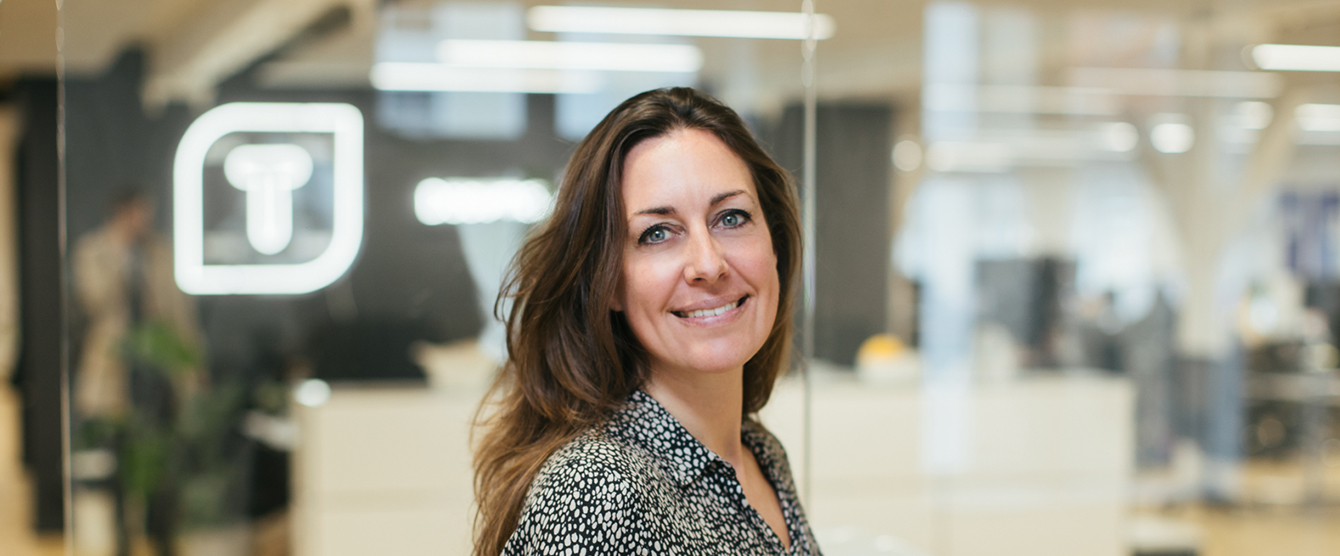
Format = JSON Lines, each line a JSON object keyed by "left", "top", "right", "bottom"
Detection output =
{"left": 503, "top": 390, "right": 822, "bottom": 555}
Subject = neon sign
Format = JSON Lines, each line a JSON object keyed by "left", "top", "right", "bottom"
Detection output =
{"left": 174, "top": 102, "right": 364, "bottom": 295}
{"left": 413, "top": 178, "right": 553, "bottom": 225}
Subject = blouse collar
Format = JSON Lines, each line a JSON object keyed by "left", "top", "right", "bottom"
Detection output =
{"left": 607, "top": 389, "right": 810, "bottom": 554}
{"left": 608, "top": 389, "right": 785, "bottom": 490}
{"left": 607, "top": 389, "right": 720, "bottom": 487}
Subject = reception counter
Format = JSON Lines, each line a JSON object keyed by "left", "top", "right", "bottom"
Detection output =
{"left": 292, "top": 359, "right": 1131, "bottom": 556}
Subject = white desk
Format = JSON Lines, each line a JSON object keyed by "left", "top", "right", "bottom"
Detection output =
{"left": 760, "top": 372, "right": 1133, "bottom": 556}
{"left": 292, "top": 364, "right": 1131, "bottom": 556}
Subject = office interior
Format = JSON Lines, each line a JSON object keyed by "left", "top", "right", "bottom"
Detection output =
{"left": 2, "top": 0, "right": 1339, "bottom": 554}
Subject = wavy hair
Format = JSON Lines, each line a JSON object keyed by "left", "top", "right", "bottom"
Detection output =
{"left": 472, "top": 87, "right": 802, "bottom": 555}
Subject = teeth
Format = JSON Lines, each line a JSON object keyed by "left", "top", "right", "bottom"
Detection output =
{"left": 684, "top": 300, "right": 739, "bottom": 318}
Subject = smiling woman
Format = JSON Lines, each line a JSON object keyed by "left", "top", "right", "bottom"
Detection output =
{"left": 616, "top": 128, "right": 780, "bottom": 379}
{"left": 472, "top": 88, "right": 814, "bottom": 555}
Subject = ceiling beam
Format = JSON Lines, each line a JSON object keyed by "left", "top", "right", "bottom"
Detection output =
{"left": 144, "top": 0, "right": 354, "bottom": 106}
{"left": 0, "top": 0, "right": 57, "bottom": 76}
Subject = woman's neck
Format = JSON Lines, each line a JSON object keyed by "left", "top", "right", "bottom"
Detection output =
{"left": 643, "top": 366, "right": 746, "bottom": 466}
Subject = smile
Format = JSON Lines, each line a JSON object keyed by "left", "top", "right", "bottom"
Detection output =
{"left": 673, "top": 295, "right": 748, "bottom": 319}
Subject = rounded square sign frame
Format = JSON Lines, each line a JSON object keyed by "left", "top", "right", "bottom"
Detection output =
{"left": 173, "top": 102, "right": 364, "bottom": 295}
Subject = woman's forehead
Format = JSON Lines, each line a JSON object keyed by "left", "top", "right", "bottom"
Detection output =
{"left": 620, "top": 128, "right": 755, "bottom": 213}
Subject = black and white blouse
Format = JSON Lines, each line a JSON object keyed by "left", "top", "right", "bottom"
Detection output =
{"left": 503, "top": 390, "right": 822, "bottom": 555}
{"left": 503, "top": 391, "right": 814, "bottom": 556}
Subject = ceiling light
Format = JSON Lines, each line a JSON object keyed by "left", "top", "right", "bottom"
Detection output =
{"left": 1295, "top": 103, "right": 1340, "bottom": 132}
{"left": 528, "top": 6, "right": 835, "bottom": 40}
{"left": 370, "top": 63, "right": 602, "bottom": 94}
{"left": 921, "top": 84, "right": 1120, "bottom": 116}
{"left": 892, "top": 140, "right": 923, "bottom": 172}
{"left": 926, "top": 141, "right": 1011, "bottom": 173}
{"left": 1251, "top": 44, "right": 1340, "bottom": 72}
{"left": 436, "top": 40, "right": 702, "bottom": 73}
{"left": 1150, "top": 120, "right": 1195, "bottom": 154}
{"left": 922, "top": 123, "right": 1142, "bottom": 172}
{"left": 1068, "top": 67, "right": 1281, "bottom": 98}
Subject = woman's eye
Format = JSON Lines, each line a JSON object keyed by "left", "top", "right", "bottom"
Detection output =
{"left": 719, "top": 210, "right": 750, "bottom": 228}
{"left": 639, "top": 226, "right": 670, "bottom": 245}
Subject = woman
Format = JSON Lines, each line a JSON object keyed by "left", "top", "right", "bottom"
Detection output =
{"left": 474, "top": 87, "right": 817, "bottom": 555}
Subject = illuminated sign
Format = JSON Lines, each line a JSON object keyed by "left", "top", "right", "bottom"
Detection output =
{"left": 413, "top": 178, "right": 553, "bottom": 225}
{"left": 174, "top": 102, "right": 364, "bottom": 295}
{"left": 223, "top": 143, "right": 314, "bottom": 255}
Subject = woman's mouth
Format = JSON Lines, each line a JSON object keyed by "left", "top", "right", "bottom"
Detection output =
{"left": 673, "top": 295, "right": 748, "bottom": 318}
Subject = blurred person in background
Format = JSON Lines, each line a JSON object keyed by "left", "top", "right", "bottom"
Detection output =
{"left": 72, "top": 188, "right": 202, "bottom": 556}
{"left": 473, "top": 88, "right": 818, "bottom": 555}
{"left": 73, "top": 189, "right": 200, "bottom": 418}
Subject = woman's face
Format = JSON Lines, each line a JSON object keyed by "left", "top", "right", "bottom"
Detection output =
{"left": 614, "top": 128, "right": 779, "bottom": 379}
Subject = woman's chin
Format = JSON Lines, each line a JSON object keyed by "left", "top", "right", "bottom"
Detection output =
{"left": 654, "top": 345, "right": 758, "bottom": 377}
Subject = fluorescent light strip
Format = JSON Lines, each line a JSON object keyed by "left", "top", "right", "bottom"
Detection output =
{"left": 174, "top": 102, "right": 364, "bottom": 295}
{"left": 1252, "top": 44, "right": 1340, "bottom": 72}
{"left": 1296, "top": 103, "right": 1340, "bottom": 132}
{"left": 1068, "top": 67, "right": 1282, "bottom": 98}
{"left": 370, "top": 63, "right": 602, "bottom": 93}
{"left": 924, "top": 123, "right": 1140, "bottom": 172}
{"left": 1149, "top": 122, "right": 1195, "bottom": 154}
{"left": 922, "top": 84, "right": 1121, "bottom": 116}
{"left": 437, "top": 40, "right": 702, "bottom": 73}
{"left": 414, "top": 178, "right": 553, "bottom": 225}
{"left": 528, "top": 6, "right": 835, "bottom": 40}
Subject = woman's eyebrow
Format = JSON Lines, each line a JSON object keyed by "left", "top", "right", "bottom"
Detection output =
{"left": 634, "top": 206, "right": 675, "bottom": 216}
{"left": 632, "top": 189, "right": 750, "bottom": 216}
{"left": 711, "top": 189, "right": 747, "bottom": 206}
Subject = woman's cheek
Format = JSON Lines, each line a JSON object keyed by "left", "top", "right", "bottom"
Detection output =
{"left": 728, "top": 233, "right": 776, "bottom": 274}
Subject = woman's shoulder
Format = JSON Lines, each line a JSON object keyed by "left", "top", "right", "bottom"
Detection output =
{"left": 532, "top": 427, "right": 661, "bottom": 496}
{"left": 504, "top": 429, "right": 671, "bottom": 554}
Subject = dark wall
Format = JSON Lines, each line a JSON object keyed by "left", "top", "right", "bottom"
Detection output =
{"left": 13, "top": 76, "right": 64, "bottom": 532}
{"left": 769, "top": 103, "right": 894, "bottom": 366}
{"left": 64, "top": 52, "right": 190, "bottom": 243}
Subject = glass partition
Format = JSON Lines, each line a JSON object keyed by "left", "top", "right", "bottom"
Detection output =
{"left": 58, "top": 1, "right": 807, "bottom": 554}
{"left": 45, "top": 1, "right": 1340, "bottom": 555}
{"left": 788, "top": 2, "right": 1340, "bottom": 556}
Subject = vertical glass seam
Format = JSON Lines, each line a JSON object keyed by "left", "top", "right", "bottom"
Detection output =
{"left": 800, "top": 0, "right": 818, "bottom": 510}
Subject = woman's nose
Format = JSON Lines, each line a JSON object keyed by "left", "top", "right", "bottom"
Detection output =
{"left": 684, "top": 230, "right": 728, "bottom": 283}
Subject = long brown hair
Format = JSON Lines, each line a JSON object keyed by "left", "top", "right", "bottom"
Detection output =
{"left": 472, "top": 87, "right": 802, "bottom": 555}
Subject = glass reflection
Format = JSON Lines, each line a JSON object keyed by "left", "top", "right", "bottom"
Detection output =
{"left": 10, "top": 0, "right": 1335, "bottom": 555}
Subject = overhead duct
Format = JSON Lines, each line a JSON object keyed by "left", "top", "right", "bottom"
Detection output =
{"left": 144, "top": 0, "right": 364, "bottom": 106}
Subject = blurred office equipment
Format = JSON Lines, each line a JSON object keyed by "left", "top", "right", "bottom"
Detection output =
{"left": 975, "top": 257, "right": 1076, "bottom": 369}
{"left": 768, "top": 102, "right": 896, "bottom": 367}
